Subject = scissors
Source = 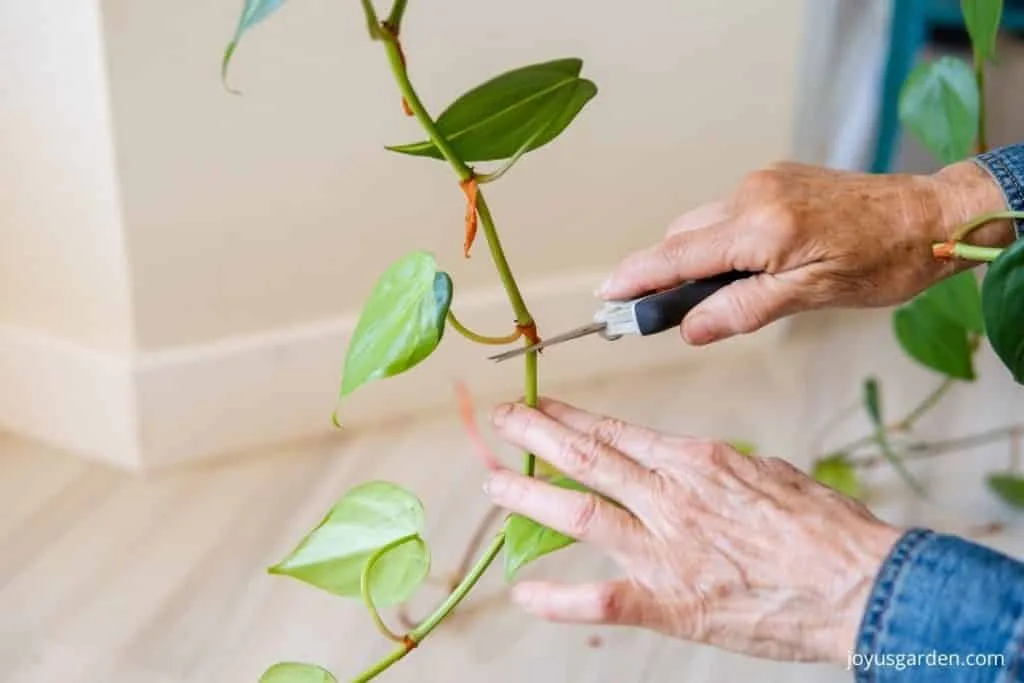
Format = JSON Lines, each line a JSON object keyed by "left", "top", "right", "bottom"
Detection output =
{"left": 488, "top": 270, "right": 754, "bottom": 362}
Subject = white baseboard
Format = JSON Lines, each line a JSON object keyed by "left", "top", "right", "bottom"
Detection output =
{"left": 0, "top": 271, "right": 791, "bottom": 470}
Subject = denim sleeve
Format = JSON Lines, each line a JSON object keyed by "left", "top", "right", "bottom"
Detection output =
{"left": 974, "top": 143, "right": 1024, "bottom": 239}
{"left": 851, "top": 528, "right": 1024, "bottom": 681}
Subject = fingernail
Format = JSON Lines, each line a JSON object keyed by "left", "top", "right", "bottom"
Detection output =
{"left": 594, "top": 275, "right": 613, "bottom": 297}
{"left": 491, "top": 403, "right": 513, "bottom": 427}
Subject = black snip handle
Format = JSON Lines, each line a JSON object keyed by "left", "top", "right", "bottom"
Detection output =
{"left": 632, "top": 271, "right": 755, "bottom": 336}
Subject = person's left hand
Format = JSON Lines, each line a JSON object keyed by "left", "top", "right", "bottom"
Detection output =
{"left": 483, "top": 397, "right": 903, "bottom": 664}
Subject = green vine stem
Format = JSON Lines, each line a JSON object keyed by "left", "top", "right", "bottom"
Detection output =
{"left": 352, "top": 534, "right": 506, "bottom": 683}
{"left": 950, "top": 210, "right": 1024, "bottom": 242}
{"left": 447, "top": 310, "right": 522, "bottom": 345}
{"left": 934, "top": 243, "right": 1005, "bottom": 262}
{"left": 361, "top": 534, "right": 418, "bottom": 643}
{"left": 975, "top": 51, "right": 988, "bottom": 154}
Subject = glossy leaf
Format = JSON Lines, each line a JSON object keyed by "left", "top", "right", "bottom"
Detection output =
{"left": 987, "top": 472, "right": 1024, "bottom": 508}
{"left": 922, "top": 271, "right": 985, "bottom": 334}
{"left": 260, "top": 663, "right": 337, "bottom": 683}
{"left": 892, "top": 295, "right": 976, "bottom": 380}
{"left": 898, "top": 56, "right": 979, "bottom": 164}
{"left": 222, "top": 0, "right": 289, "bottom": 89}
{"left": 812, "top": 454, "right": 862, "bottom": 499}
{"left": 862, "top": 378, "right": 925, "bottom": 495}
{"left": 387, "top": 58, "right": 598, "bottom": 162}
{"left": 504, "top": 477, "right": 587, "bottom": 580}
{"left": 981, "top": 238, "right": 1024, "bottom": 382}
{"left": 340, "top": 252, "right": 453, "bottom": 400}
{"left": 962, "top": 0, "right": 1003, "bottom": 62}
{"left": 269, "top": 481, "right": 430, "bottom": 606}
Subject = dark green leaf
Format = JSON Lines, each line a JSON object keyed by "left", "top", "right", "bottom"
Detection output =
{"left": 222, "top": 0, "right": 289, "bottom": 90}
{"left": 861, "top": 378, "right": 925, "bottom": 495}
{"left": 863, "top": 377, "right": 882, "bottom": 425}
{"left": 987, "top": 472, "right": 1024, "bottom": 508}
{"left": 898, "top": 56, "right": 979, "bottom": 164}
{"left": 812, "top": 454, "right": 862, "bottom": 499}
{"left": 340, "top": 252, "right": 453, "bottom": 399}
{"left": 981, "top": 238, "right": 1024, "bottom": 382}
{"left": 892, "top": 295, "right": 976, "bottom": 380}
{"left": 387, "top": 58, "right": 598, "bottom": 162}
{"left": 962, "top": 0, "right": 1003, "bottom": 62}
{"left": 260, "top": 663, "right": 337, "bottom": 683}
{"left": 921, "top": 271, "right": 985, "bottom": 334}
{"left": 504, "top": 477, "right": 587, "bottom": 580}
{"left": 269, "top": 481, "right": 430, "bottom": 606}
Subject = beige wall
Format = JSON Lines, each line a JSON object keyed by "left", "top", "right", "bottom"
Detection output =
{"left": 0, "top": 1, "right": 133, "bottom": 352}
{"left": 96, "top": 0, "right": 807, "bottom": 350}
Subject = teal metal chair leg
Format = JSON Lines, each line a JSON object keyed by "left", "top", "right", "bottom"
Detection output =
{"left": 871, "top": 0, "right": 929, "bottom": 173}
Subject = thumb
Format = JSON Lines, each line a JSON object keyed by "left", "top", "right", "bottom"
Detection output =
{"left": 681, "top": 273, "right": 801, "bottom": 345}
{"left": 597, "top": 221, "right": 746, "bottom": 301}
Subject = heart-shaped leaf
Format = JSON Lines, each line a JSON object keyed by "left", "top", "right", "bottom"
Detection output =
{"left": 987, "top": 472, "right": 1024, "bottom": 508}
{"left": 892, "top": 294, "right": 976, "bottom": 380}
{"left": 962, "top": 0, "right": 1003, "bottom": 63}
{"left": 921, "top": 271, "right": 985, "bottom": 334}
{"left": 260, "top": 662, "right": 337, "bottom": 683}
{"left": 340, "top": 251, "right": 453, "bottom": 400}
{"left": 222, "top": 0, "right": 289, "bottom": 89}
{"left": 981, "top": 238, "right": 1024, "bottom": 382}
{"left": 812, "top": 454, "right": 862, "bottom": 499}
{"left": 898, "top": 56, "right": 979, "bottom": 164}
{"left": 269, "top": 481, "right": 430, "bottom": 606}
{"left": 504, "top": 477, "right": 587, "bottom": 580}
{"left": 387, "top": 58, "right": 597, "bottom": 162}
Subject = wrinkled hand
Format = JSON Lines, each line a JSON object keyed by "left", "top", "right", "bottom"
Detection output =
{"left": 484, "top": 398, "right": 903, "bottom": 663}
{"left": 597, "top": 160, "right": 1014, "bottom": 346}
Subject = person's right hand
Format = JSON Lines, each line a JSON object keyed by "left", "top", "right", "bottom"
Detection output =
{"left": 596, "top": 159, "right": 1016, "bottom": 346}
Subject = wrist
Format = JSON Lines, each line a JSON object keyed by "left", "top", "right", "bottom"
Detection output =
{"left": 928, "top": 159, "right": 1017, "bottom": 248}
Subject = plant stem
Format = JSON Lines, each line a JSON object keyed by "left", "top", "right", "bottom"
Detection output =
{"left": 447, "top": 310, "right": 522, "bottom": 345}
{"left": 848, "top": 424, "right": 1022, "bottom": 468}
{"left": 950, "top": 211, "right": 1024, "bottom": 242}
{"left": 385, "top": 0, "right": 409, "bottom": 30}
{"left": 895, "top": 377, "right": 955, "bottom": 430}
{"left": 948, "top": 243, "right": 1005, "bottom": 262}
{"left": 351, "top": 533, "right": 506, "bottom": 682}
{"left": 975, "top": 50, "right": 988, "bottom": 154}
{"left": 360, "top": 534, "right": 418, "bottom": 643}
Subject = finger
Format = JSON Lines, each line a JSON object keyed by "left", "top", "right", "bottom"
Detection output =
{"left": 484, "top": 469, "right": 644, "bottom": 555}
{"left": 680, "top": 272, "right": 805, "bottom": 345}
{"left": 510, "top": 579, "right": 652, "bottom": 627}
{"left": 534, "top": 397, "right": 662, "bottom": 467}
{"left": 596, "top": 220, "right": 757, "bottom": 301}
{"left": 491, "top": 402, "right": 654, "bottom": 506}
{"left": 664, "top": 200, "right": 729, "bottom": 237}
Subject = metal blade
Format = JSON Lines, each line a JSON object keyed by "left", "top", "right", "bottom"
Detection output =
{"left": 488, "top": 322, "right": 607, "bottom": 362}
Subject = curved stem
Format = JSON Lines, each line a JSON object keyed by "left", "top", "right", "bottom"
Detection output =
{"left": 894, "top": 377, "right": 955, "bottom": 430}
{"left": 360, "top": 534, "right": 418, "bottom": 644}
{"left": 352, "top": 533, "right": 506, "bottom": 682}
{"left": 949, "top": 211, "right": 1024, "bottom": 242}
{"left": 447, "top": 310, "right": 522, "bottom": 345}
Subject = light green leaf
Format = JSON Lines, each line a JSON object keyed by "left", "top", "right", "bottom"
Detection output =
{"left": 898, "top": 56, "right": 979, "bottom": 164}
{"left": 892, "top": 295, "right": 976, "bottom": 380}
{"left": 340, "top": 252, "right": 453, "bottom": 400}
{"left": 962, "top": 0, "right": 1003, "bottom": 62}
{"left": 387, "top": 58, "right": 597, "bottom": 162}
{"left": 729, "top": 440, "right": 758, "bottom": 457}
{"left": 921, "top": 271, "right": 985, "bottom": 334}
{"left": 987, "top": 472, "right": 1024, "bottom": 508}
{"left": 269, "top": 481, "right": 430, "bottom": 606}
{"left": 260, "top": 662, "right": 337, "bottom": 683}
{"left": 504, "top": 477, "right": 587, "bottom": 581}
{"left": 861, "top": 378, "right": 925, "bottom": 496}
{"left": 981, "top": 238, "right": 1024, "bottom": 382}
{"left": 222, "top": 0, "right": 289, "bottom": 90}
{"left": 812, "top": 454, "right": 862, "bottom": 499}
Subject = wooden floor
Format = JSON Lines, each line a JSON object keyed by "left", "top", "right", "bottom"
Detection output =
{"left": 3, "top": 309, "right": 1024, "bottom": 683}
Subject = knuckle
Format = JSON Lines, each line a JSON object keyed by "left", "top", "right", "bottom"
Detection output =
{"left": 688, "top": 438, "right": 726, "bottom": 468}
{"left": 593, "top": 583, "right": 624, "bottom": 621}
{"left": 559, "top": 432, "right": 604, "bottom": 475}
{"left": 568, "top": 492, "right": 602, "bottom": 537}
{"left": 590, "top": 416, "right": 626, "bottom": 448}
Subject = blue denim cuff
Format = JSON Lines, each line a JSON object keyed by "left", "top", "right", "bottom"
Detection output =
{"left": 852, "top": 528, "right": 1024, "bottom": 681}
{"left": 975, "top": 144, "right": 1024, "bottom": 238}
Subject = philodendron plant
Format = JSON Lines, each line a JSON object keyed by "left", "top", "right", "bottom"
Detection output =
{"left": 220, "top": 1, "right": 1024, "bottom": 681}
